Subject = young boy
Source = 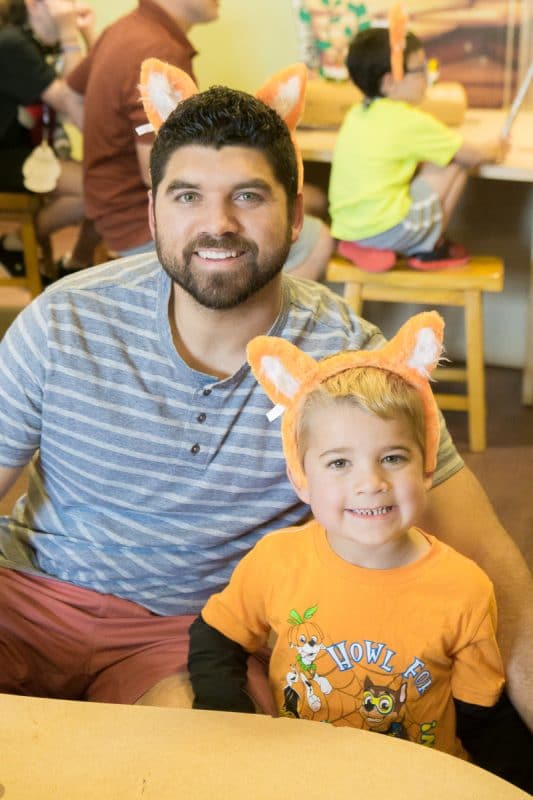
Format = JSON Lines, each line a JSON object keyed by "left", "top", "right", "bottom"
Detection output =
{"left": 328, "top": 27, "right": 507, "bottom": 271}
{"left": 189, "top": 312, "right": 531, "bottom": 791}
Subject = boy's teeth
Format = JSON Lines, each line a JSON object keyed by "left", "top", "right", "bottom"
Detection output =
{"left": 197, "top": 249, "right": 237, "bottom": 260}
{"left": 352, "top": 506, "right": 391, "bottom": 516}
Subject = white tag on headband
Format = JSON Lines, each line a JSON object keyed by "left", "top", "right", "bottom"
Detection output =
{"left": 266, "top": 403, "right": 285, "bottom": 423}
{"left": 136, "top": 122, "right": 155, "bottom": 136}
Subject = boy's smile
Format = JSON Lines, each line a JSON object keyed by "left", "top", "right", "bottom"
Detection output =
{"left": 297, "top": 402, "right": 432, "bottom": 568}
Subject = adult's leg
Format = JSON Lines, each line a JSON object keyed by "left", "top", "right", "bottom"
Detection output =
{"left": 135, "top": 672, "right": 194, "bottom": 707}
{"left": 35, "top": 159, "right": 84, "bottom": 238}
{"left": 135, "top": 651, "right": 276, "bottom": 715}
{"left": 64, "top": 217, "right": 102, "bottom": 271}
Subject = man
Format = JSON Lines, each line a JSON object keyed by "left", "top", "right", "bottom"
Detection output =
{"left": 66, "top": 0, "right": 219, "bottom": 257}
{"left": 0, "top": 86, "right": 531, "bottom": 728}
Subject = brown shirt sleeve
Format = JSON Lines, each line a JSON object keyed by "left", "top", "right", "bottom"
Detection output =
{"left": 66, "top": 52, "right": 92, "bottom": 95}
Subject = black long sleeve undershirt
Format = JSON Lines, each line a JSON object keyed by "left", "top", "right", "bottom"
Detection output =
{"left": 188, "top": 614, "right": 255, "bottom": 714}
{"left": 455, "top": 692, "right": 533, "bottom": 793}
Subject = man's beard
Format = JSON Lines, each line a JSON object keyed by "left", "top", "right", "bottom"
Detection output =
{"left": 155, "top": 227, "right": 293, "bottom": 310}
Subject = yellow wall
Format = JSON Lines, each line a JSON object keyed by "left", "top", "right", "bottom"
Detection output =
{"left": 90, "top": 0, "right": 300, "bottom": 92}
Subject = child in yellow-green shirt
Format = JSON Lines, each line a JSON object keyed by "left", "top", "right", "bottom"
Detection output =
{"left": 328, "top": 28, "right": 507, "bottom": 271}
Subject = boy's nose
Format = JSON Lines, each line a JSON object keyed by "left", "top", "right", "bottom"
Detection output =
{"left": 354, "top": 468, "right": 388, "bottom": 494}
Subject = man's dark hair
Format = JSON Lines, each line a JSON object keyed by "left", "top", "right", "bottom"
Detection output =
{"left": 150, "top": 86, "right": 298, "bottom": 212}
{"left": 346, "top": 28, "right": 423, "bottom": 99}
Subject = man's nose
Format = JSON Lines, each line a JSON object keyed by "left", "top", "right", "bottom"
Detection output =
{"left": 203, "top": 199, "right": 240, "bottom": 235}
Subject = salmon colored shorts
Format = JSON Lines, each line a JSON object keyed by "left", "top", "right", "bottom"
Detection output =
{"left": 0, "top": 568, "right": 272, "bottom": 708}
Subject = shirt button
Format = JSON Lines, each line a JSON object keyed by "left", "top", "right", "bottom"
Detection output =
{"left": 191, "top": 443, "right": 200, "bottom": 455}
{"left": 197, "top": 413, "right": 206, "bottom": 423}
{"left": 202, "top": 388, "right": 211, "bottom": 396}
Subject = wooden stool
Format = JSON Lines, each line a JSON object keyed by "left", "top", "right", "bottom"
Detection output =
{"left": 0, "top": 193, "right": 43, "bottom": 297}
{"left": 326, "top": 255, "right": 505, "bottom": 452}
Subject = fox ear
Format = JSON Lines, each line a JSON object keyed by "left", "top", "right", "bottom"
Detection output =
{"left": 383, "top": 311, "right": 444, "bottom": 382}
{"left": 255, "top": 63, "right": 307, "bottom": 192}
{"left": 388, "top": 2, "right": 408, "bottom": 82}
{"left": 247, "top": 336, "right": 318, "bottom": 409}
{"left": 139, "top": 58, "right": 198, "bottom": 132}
{"left": 255, "top": 63, "right": 307, "bottom": 132}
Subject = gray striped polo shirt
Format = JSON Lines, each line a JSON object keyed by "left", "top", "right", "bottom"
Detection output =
{"left": 0, "top": 254, "right": 462, "bottom": 614}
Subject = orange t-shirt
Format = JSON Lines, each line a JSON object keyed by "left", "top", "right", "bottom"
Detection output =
{"left": 203, "top": 521, "right": 504, "bottom": 758}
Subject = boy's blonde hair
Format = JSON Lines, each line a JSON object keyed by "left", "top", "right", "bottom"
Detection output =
{"left": 297, "top": 367, "right": 426, "bottom": 464}
{"left": 246, "top": 311, "right": 444, "bottom": 491}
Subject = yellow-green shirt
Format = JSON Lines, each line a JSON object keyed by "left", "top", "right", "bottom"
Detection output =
{"left": 329, "top": 98, "right": 463, "bottom": 241}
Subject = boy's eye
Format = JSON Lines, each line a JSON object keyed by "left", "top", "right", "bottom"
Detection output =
{"left": 382, "top": 454, "right": 407, "bottom": 465}
{"left": 328, "top": 458, "right": 348, "bottom": 470}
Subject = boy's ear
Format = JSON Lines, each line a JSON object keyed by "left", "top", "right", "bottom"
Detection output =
{"left": 380, "top": 71, "right": 395, "bottom": 97}
{"left": 423, "top": 472, "right": 434, "bottom": 492}
{"left": 287, "top": 465, "right": 309, "bottom": 504}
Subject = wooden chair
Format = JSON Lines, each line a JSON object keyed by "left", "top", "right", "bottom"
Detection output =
{"left": 0, "top": 193, "right": 43, "bottom": 297}
{"left": 326, "top": 254, "right": 505, "bottom": 452}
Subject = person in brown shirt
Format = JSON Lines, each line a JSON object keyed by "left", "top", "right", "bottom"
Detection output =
{"left": 67, "top": 0, "right": 219, "bottom": 255}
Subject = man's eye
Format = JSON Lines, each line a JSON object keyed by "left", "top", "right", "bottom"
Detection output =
{"left": 235, "top": 191, "right": 262, "bottom": 203}
{"left": 176, "top": 192, "right": 199, "bottom": 203}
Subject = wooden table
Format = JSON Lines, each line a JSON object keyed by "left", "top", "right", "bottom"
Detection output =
{"left": 0, "top": 693, "right": 529, "bottom": 799}
{"left": 296, "top": 109, "right": 533, "bottom": 403}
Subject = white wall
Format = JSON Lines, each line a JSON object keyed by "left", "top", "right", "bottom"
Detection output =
{"left": 90, "top": 0, "right": 299, "bottom": 91}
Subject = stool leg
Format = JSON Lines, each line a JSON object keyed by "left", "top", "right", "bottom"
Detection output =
{"left": 343, "top": 282, "right": 363, "bottom": 316}
{"left": 465, "top": 289, "right": 486, "bottom": 452}
{"left": 20, "top": 219, "right": 42, "bottom": 297}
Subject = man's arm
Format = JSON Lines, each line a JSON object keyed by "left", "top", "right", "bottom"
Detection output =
{"left": 421, "top": 465, "right": 533, "bottom": 730}
{"left": 42, "top": 79, "right": 84, "bottom": 129}
{"left": 188, "top": 615, "right": 255, "bottom": 713}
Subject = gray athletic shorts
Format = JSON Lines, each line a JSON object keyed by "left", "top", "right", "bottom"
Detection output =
{"left": 283, "top": 214, "right": 322, "bottom": 271}
{"left": 355, "top": 176, "right": 443, "bottom": 256}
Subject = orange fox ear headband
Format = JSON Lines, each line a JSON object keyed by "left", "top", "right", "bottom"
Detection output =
{"left": 388, "top": 2, "right": 408, "bottom": 82}
{"left": 137, "top": 59, "right": 308, "bottom": 191}
{"left": 247, "top": 311, "right": 444, "bottom": 491}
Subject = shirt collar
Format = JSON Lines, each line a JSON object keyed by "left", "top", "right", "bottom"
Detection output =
{"left": 138, "top": 0, "right": 198, "bottom": 60}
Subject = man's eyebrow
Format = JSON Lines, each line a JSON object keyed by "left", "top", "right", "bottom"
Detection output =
{"left": 165, "top": 180, "right": 200, "bottom": 194}
{"left": 232, "top": 179, "right": 273, "bottom": 194}
{"left": 164, "top": 179, "right": 273, "bottom": 195}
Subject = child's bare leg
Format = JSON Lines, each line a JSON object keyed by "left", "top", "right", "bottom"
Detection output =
{"left": 417, "top": 162, "right": 468, "bottom": 231}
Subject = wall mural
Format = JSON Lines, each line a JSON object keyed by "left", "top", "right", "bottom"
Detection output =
{"left": 293, "top": 0, "right": 532, "bottom": 109}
